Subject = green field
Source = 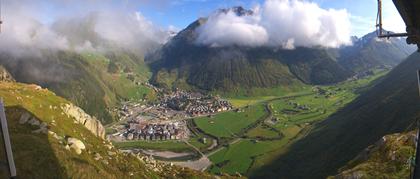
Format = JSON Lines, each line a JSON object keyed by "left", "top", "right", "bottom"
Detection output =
{"left": 202, "top": 69, "right": 388, "bottom": 176}
{"left": 113, "top": 140, "right": 193, "bottom": 153}
{"left": 188, "top": 135, "right": 214, "bottom": 152}
{"left": 245, "top": 125, "right": 282, "bottom": 139}
{"left": 194, "top": 103, "right": 267, "bottom": 138}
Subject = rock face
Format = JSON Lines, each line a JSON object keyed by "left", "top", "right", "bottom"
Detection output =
{"left": 0, "top": 65, "right": 14, "bottom": 82}
{"left": 61, "top": 103, "right": 105, "bottom": 139}
{"left": 19, "top": 112, "right": 49, "bottom": 134}
{"left": 67, "top": 137, "right": 86, "bottom": 155}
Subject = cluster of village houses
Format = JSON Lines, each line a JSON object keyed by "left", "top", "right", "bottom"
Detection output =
{"left": 112, "top": 89, "right": 232, "bottom": 142}
{"left": 123, "top": 120, "right": 188, "bottom": 141}
{"left": 186, "top": 100, "right": 232, "bottom": 116}
{"left": 161, "top": 90, "right": 233, "bottom": 116}
{"left": 287, "top": 101, "right": 311, "bottom": 111}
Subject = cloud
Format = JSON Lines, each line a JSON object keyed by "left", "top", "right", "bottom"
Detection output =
{"left": 195, "top": 0, "right": 352, "bottom": 48}
{"left": 53, "top": 11, "right": 169, "bottom": 53}
{"left": 0, "top": 0, "right": 169, "bottom": 56}
{"left": 195, "top": 10, "right": 268, "bottom": 47}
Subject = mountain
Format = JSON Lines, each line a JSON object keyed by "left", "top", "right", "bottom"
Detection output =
{"left": 149, "top": 19, "right": 351, "bottom": 92}
{"left": 251, "top": 52, "right": 420, "bottom": 179}
{"left": 148, "top": 7, "right": 414, "bottom": 93}
{"left": 337, "top": 31, "right": 416, "bottom": 72}
{"left": 0, "top": 50, "right": 156, "bottom": 124}
{"left": 0, "top": 81, "right": 220, "bottom": 178}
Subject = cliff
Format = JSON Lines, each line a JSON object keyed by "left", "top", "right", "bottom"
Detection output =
{"left": 61, "top": 103, "right": 106, "bottom": 139}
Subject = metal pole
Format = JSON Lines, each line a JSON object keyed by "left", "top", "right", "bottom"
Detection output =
{"left": 0, "top": 99, "right": 16, "bottom": 178}
{"left": 378, "top": 0, "right": 383, "bottom": 36}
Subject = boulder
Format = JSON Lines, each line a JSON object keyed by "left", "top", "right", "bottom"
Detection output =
{"left": 107, "top": 151, "right": 116, "bottom": 156}
{"left": 94, "top": 153, "right": 103, "bottom": 161}
{"left": 67, "top": 137, "right": 86, "bottom": 155}
{"left": 28, "top": 117, "right": 40, "bottom": 126}
{"left": 19, "top": 112, "right": 31, "bottom": 124}
{"left": 61, "top": 103, "right": 105, "bottom": 139}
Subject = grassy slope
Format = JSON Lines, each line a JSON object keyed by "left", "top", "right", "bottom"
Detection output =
{"left": 0, "top": 82, "right": 220, "bottom": 179}
{"left": 0, "top": 51, "right": 156, "bottom": 124}
{"left": 251, "top": 53, "right": 420, "bottom": 179}
{"left": 331, "top": 131, "right": 415, "bottom": 179}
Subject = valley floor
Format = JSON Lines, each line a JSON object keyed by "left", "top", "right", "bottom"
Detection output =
{"left": 108, "top": 68, "right": 388, "bottom": 176}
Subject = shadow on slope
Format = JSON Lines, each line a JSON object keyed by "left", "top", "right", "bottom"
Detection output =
{"left": 0, "top": 107, "right": 67, "bottom": 178}
{"left": 251, "top": 52, "right": 420, "bottom": 179}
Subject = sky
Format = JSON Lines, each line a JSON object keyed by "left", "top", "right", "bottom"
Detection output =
{"left": 0, "top": 0, "right": 406, "bottom": 54}
{"left": 10, "top": 0, "right": 404, "bottom": 37}
{"left": 135, "top": 0, "right": 405, "bottom": 37}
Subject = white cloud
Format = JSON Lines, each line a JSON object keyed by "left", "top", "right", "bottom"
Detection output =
{"left": 196, "top": 10, "right": 268, "bottom": 47}
{"left": 195, "top": 0, "right": 352, "bottom": 48}
{"left": 0, "top": 0, "right": 169, "bottom": 56}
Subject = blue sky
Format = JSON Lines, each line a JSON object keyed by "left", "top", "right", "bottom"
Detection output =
{"left": 137, "top": 0, "right": 404, "bottom": 37}
{"left": 6, "top": 0, "right": 404, "bottom": 38}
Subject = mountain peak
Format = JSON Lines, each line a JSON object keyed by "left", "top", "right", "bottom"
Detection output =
{"left": 218, "top": 6, "right": 254, "bottom": 16}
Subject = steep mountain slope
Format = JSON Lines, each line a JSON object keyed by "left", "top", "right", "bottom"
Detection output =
{"left": 331, "top": 131, "right": 415, "bottom": 179}
{"left": 149, "top": 13, "right": 352, "bottom": 92}
{"left": 0, "top": 51, "right": 155, "bottom": 124}
{"left": 338, "top": 31, "right": 416, "bottom": 72}
{"left": 251, "top": 52, "right": 420, "bottom": 179}
{"left": 0, "top": 81, "right": 224, "bottom": 178}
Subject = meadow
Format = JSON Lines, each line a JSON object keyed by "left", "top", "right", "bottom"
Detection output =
{"left": 194, "top": 103, "right": 267, "bottom": 138}
{"left": 202, "top": 69, "right": 388, "bottom": 175}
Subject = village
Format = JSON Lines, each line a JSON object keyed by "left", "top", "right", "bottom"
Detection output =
{"left": 108, "top": 88, "right": 233, "bottom": 142}
{"left": 162, "top": 90, "right": 233, "bottom": 116}
{"left": 123, "top": 119, "right": 189, "bottom": 141}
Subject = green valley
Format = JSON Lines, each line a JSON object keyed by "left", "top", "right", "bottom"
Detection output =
{"left": 190, "top": 69, "right": 388, "bottom": 176}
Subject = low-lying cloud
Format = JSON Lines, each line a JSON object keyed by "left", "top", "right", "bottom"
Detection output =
{"left": 195, "top": 0, "right": 352, "bottom": 49}
{"left": 0, "top": 0, "right": 170, "bottom": 57}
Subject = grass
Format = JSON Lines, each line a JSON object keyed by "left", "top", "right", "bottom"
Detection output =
{"left": 188, "top": 136, "right": 215, "bottom": 152}
{"left": 226, "top": 86, "right": 312, "bottom": 108}
{"left": 203, "top": 69, "right": 389, "bottom": 176}
{"left": 113, "top": 140, "right": 194, "bottom": 153}
{"left": 208, "top": 138, "right": 296, "bottom": 175}
{"left": 194, "top": 103, "right": 267, "bottom": 138}
{"left": 245, "top": 125, "right": 281, "bottom": 139}
{"left": 0, "top": 82, "right": 160, "bottom": 178}
{"left": 0, "top": 82, "right": 219, "bottom": 179}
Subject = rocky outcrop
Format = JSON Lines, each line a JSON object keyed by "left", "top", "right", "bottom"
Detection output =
{"left": 61, "top": 103, "right": 105, "bottom": 139}
{"left": 0, "top": 65, "right": 14, "bottom": 82}
{"left": 19, "top": 112, "right": 49, "bottom": 134}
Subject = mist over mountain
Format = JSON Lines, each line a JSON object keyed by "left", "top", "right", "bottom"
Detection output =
{"left": 149, "top": 16, "right": 352, "bottom": 91}
{"left": 194, "top": 0, "right": 352, "bottom": 48}
{"left": 0, "top": 1, "right": 170, "bottom": 123}
{"left": 148, "top": 6, "right": 414, "bottom": 92}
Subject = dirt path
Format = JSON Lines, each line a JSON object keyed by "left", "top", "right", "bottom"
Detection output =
{"left": 141, "top": 150, "right": 193, "bottom": 159}
{"left": 168, "top": 156, "right": 212, "bottom": 171}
